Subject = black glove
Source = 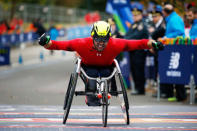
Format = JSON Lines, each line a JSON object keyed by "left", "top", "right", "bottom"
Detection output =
{"left": 152, "top": 41, "right": 164, "bottom": 51}
{"left": 38, "top": 33, "right": 51, "bottom": 46}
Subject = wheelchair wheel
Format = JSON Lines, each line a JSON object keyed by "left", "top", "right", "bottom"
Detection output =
{"left": 63, "top": 73, "right": 74, "bottom": 110}
{"left": 118, "top": 73, "right": 130, "bottom": 125}
{"left": 102, "top": 83, "right": 108, "bottom": 127}
{"left": 63, "top": 73, "right": 78, "bottom": 124}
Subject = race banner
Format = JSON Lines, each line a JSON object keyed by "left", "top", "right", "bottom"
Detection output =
{"left": 106, "top": 0, "right": 133, "bottom": 32}
{"left": 158, "top": 45, "right": 192, "bottom": 85}
{"left": 0, "top": 46, "right": 10, "bottom": 66}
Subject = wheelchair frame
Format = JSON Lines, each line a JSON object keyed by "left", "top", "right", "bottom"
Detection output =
{"left": 63, "top": 58, "right": 130, "bottom": 127}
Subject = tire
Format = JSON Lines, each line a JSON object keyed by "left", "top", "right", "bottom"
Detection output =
{"left": 118, "top": 73, "right": 130, "bottom": 125}
{"left": 102, "top": 82, "right": 108, "bottom": 127}
{"left": 63, "top": 73, "right": 74, "bottom": 110}
{"left": 63, "top": 73, "right": 78, "bottom": 124}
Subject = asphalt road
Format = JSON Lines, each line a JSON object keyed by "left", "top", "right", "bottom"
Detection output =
{"left": 0, "top": 51, "right": 197, "bottom": 130}
{"left": 0, "top": 105, "right": 197, "bottom": 130}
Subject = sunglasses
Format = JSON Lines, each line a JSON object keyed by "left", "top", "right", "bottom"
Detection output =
{"left": 94, "top": 37, "right": 109, "bottom": 43}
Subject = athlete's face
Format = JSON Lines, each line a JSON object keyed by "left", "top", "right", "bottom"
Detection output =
{"left": 93, "top": 40, "right": 108, "bottom": 52}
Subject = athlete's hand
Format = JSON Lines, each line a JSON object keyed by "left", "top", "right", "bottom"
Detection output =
{"left": 38, "top": 33, "right": 51, "bottom": 46}
{"left": 152, "top": 41, "right": 164, "bottom": 51}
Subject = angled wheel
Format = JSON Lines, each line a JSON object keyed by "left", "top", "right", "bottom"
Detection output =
{"left": 63, "top": 73, "right": 74, "bottom": 110}
{"left": 118, "top": 73, "right": 130, "bottom": 125}
{"left": 63, "top": 73, "right": 78, "bottom": 124}
{"left": 102, "top": 82, "right": 109, "bottom": 127}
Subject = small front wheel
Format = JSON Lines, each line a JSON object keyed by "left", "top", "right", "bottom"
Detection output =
{"left": 102, "top": 82, "right": 109, "bottom": 127}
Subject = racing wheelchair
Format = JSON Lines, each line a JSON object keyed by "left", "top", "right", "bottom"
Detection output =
{"left": 62, "top": 58, "right": 130, "bottom": 127}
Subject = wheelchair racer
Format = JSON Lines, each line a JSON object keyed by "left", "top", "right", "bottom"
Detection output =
{"left": 38, "top": 21, "right": 164, "bottom": 106}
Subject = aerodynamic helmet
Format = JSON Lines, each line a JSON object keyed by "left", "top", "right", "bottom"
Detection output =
{"left": 91, "top": 21, "right": 111, "bottom": 42}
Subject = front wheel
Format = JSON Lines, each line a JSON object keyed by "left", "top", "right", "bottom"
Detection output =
{"left": 118, "top": 73, "right": 130, "bottom": 125}
{"left": 63, "top": 73, "right": 74, "bottom": 110}
{"left": 63, "top": 73, "right": 78, "bottom": 124}
{"left": 102, "top": 82, "right": 108, "bottom": 127}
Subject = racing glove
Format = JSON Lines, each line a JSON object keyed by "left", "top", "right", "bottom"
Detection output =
{"left": 152, "top": 41, "right": 164, "bottom": 51}
{"left": 38, "top": 33, "right": 51, "bottom": 46}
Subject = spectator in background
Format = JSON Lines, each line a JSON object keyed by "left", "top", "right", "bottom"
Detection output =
{"left": 49, "top": 25, "right": 59, "bottom": 55}
{"left": 49, "top": 26, "right": 58, "bottom": 41}
{"left": 0, "top": 19, "right": 10, "bottom": 35}
{"left": 149, "top": 5, "right": 166, "bottom": 41}
{"left": 184, "top": 14, "right": 191, "bottom": 37}
{"left": 163, "top": 3, "right": 185, "bottom": 38}
{"left": 125, "top": 3, "right": 149, "bottom": 95}
{"left": 8, "top": 17, "right": 24, "bottom": 34}
{"left": 85, "top": 11, "right": 101, "bottom": 24}
{"left": 187, "top": 7, "right": 197, "bottom": 39}
{"left": 161, "top": 3, "right": 186, "bottom": 102}
{"left": 148, "top": 5, "right": 166, "bottom": 97}
{"left": 33, "top": 18, "right": 46, "bottom": 37}
{"left": 25, "top": 19, "right": 37, "bottom": 33}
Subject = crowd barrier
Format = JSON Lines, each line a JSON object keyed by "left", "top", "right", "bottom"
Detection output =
{"left": 0, "top": 32, "right": 38, "bottom": 47}
{"left": 66, "top": 26, "right": 91, "bottom": 40}
{"left": 158, "top": 44, "right": 196, "bottom": 104}
{"left": 142, "top": 37, "right": 197, "bottom": 104}
{"left": 0, "top": 28, "right": 67, "bottom": 47}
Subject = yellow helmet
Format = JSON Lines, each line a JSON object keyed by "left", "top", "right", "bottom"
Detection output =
{"left": 91, "top": 21, "right": 111, "bottom": 42}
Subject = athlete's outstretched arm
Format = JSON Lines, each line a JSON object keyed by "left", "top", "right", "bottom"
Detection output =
{"left": 38, "top": 33, "right": 80, "bottom": 51}
{"left": 118, "top": 39, "right": 163, "bottom": 51}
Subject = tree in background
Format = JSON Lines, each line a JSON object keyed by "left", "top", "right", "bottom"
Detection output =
{"left": 1, "top": 0, "right": 196, "bottom": 21}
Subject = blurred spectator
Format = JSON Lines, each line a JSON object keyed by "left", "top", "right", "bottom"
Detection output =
{"left": 26, "top": 21, "right": 37, "bottom": 33}
{"left": 125, "top": 3, "right": 149, "bottom": 95}
{"left": 8, "top": 17, "right": 24, "bottom": 34}
{"left": 49, "top": 26, "right": 58, "bottom": 41}
{"left": 186, "top": 2, "right": 196, "bottom": 11}
{"left": 184, "top": 14, "right": 191, "bottom": 37}
{"left": 33, "top": 18, "right": 46, "bottom": 37}
{"left": 0, "top": 18, "right": 24, "bottom": 35}
{"left": 161, "top": 3, "right": 186, "bottom": 102}
{"left": 187, "top": 7, "right": 197, "bottom": 39}
{"left": 0, "top": 19, "right": 10, "bottom": 35}
{"left": 162, "top": 3, "right": 185, "bottom": 38}
{"left": 149, "top": 5, "right": 166, "bottom": 41}
{"left": 49, "top": 24, "right": 59, "bottom": 55}
{"left": 148, "top": 5, "right": 166, "bottom": 97}
{"left": 85, "top": 11, "right": 101, "bottom": 24}
{"left": 184, "top": 3, "right": 195, "bottom": 37}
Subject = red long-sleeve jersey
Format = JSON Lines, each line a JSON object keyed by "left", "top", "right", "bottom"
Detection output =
{"left": 47, "top": 37, "right": 150, "bottom": 66}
